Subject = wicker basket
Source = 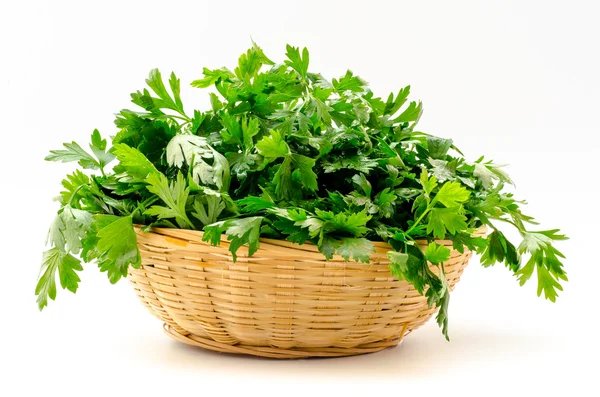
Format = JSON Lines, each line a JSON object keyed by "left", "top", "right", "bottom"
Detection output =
{"left": 128, "top": 226, "right": 485, "bottom": 358}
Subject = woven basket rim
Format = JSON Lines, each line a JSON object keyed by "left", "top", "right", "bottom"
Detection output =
{"left": 133, "top": 224, "right": 487, "bottom": 250}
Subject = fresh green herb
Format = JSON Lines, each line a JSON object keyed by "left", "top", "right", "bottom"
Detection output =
{"left": 37, "top": 44, "right": 567, "bottom": 340}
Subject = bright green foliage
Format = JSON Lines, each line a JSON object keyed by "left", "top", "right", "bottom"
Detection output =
{"left": 58, "top": 170, "right": 90, "bottom": 206}
{"left": 420, "top": 170, "right": 438, "bottom": 195}
{"left": 90, "top": 129, "right": 116, "bottom": 170}
{"left": 425, "top": 242, "right": 451, "bottom": 264}
{"left": 191, "top": 191, "right": 229, "bottom": 226}
{"left": 37, "top": 44, "right": 567, "bottom": 341}
{"left": 112, "top": 143, "right": 158, "bottom": 181}
{"left": 285, "top": 45, "right": 310, "bottom": 78}
{"left": 387, "top": 251, "right": 409, "bottom": 279}
{"left": 336, "top": 238, "right": 375, "bottom": 263}
{"left": 46, "top": 130, "right": 115, "bottom": 173}
{"left": 256, "top": 130, "right": 290, "bottom": 159}
{"left": 435, "top": 181, "right": 470, "bottom": 208}
{"left": 481, "top": 230, "right": 520, "bottom": 270}
{"left": 145, "top": 172, "right": 194, "bottom": 229}
{"left": 515, "top": 230, "right": 568, "bottom": 302}
{"left": 47, "top": 206, "right": 92, "bottom": 254}
{"left": 36, "top": 248, "right": 83, "bottom": 310}
{"left": 95, "top": 215, "right": 141, "bottom": 283}
{"left": 427, "top": 208, "right": 468, "bottom": 239}
{"left": 165, "top": 134, "right": 230, "bottom": 190}
{"left": 202, "top": 216, "right": 263, "bottom": 261}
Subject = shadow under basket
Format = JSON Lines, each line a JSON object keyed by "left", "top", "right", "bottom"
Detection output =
{"left": 128, "top": 227, "right": 485, "bottom": 359}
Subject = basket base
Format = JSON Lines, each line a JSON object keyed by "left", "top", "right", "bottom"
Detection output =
{"left": 163, "top": 324, "right": 403, "bottom": 359}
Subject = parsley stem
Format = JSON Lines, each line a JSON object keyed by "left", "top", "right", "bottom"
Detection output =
{"left": 489, "top": 216, "right": 520, "bottom": 231}
{"left": 67, "top": 185, "right": 86, "bottom": 207}
{"left": 406, "top": 197, "right": 438, "bottom": 236}
{"left": 178, "top": 120, "right": 191, "bottom": 131}
{"left": 168, "top": 114, "right": 191, "bottom": 122}
{"left": 406, "top": 209, "right": 430, "bottom": 236}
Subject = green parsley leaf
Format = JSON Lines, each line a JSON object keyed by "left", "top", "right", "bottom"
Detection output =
{"left": 425, "top": 242, "right": 452, "bottom": 264}
{"left": 220, "top": 112, "right": 244, "bottom": 146}
{"left": 435, "top": 283, "right": 451, "bottom": 340}
{"left": 352, "top": 173, "right": 372, "bottom": 197}
{"left": 291, "top": 154, "right": 318, "bottom": 191}
{"left": 145, "top": 69, "right": 187, "bottom": 117}
{"left": 316, "top": 209, "right": 371, "bottom": 236}
{"left": 47, "top": 206, "right": 92, "bottom": 254}
{"left": 387, "top": 251, "right": 409, "bottom": 279}
{"left": 430, "top": 159, "right": 456, "bottom": 183}
{"left": 241, "top": 116, "right": 261, "bottom": 150}
{"left": 94, "top": 215, "right": 141, "bottom": 283}
{"left": 112, "top": 143, "right": 158, "bottom": 182}
{"left": 46, "top": 141, "right": 100, "bottom": 170}
{"left": 392, "top": 100, "right": 422, "bottom": 123}
{"left": 332, "top": 70, "right": 366, "bottom": 93}
{"left": 35, "top": 248, "right": 83, "bottom": 310}
{"left": 295, "top": 217, "right": 324, "bottom": 238}
{"left": 191, "top": 194, "right": 226, "bottom": 226}
{"left": 203, "top": 217, "right": 264, "bottom": 261}
{"left": 318, "top": 236, "right": 340, "bottom": 260}
{"left": 426, "top": 136, "right": 453, "bottom": 159}
{"left": 474, "top": 163, "right": 495, "bottom": 189}
{"left": 515, "top": 230, "right": 568, "bottom": 302}
{"left": 480, "top": 230, "right": 520, "bottom": 271}
{"left": 235, "top": 41, "right": 274, "bottom": 78}
{"left": 191, "top": 67, "right": 234, "bottom": 88}
{"left": 273, "top": 218, "right": 310, "bottom": 244}
{"left": 435, "top": 181, "right": 470, "bottom": 208}
{"left": 144, "top": 172, "right": 194, "bottom": 229}
{"left": 536, "top": 265, "right": 563, "bottom": 302}
{"left": 237, "top": 196, "right": 276, "bottom": 213}
{"left": 385, "top": 86, "right": 411, "bottom": 115}
{"left": 256, "top": 130, "right": 290, "bottom": 159}
{"left": 419, "top": 170, "right": 438, "bottom": 196}
{"left": 322, "top": 155, "right": 378, "bottom": 173}
{"left": 273, "top": 156, "right": 294, "bottom": 200}
{"left": 374, "top": 188, "right": 397, "bottom": 218}
{"left": 336, "top": 238, "right": 374, "bottom": 263}
{"left": 309, "top": 96, "right": 332, "bottom": 125}
{"left": 90, "top": 129, "right": 115, "bottom": 169}
{"left": 285, "top": 45, "right": 309, "bottom": 78}
{"left": 58, "top": 170, "right": 90, "bottom": 206}
{"left": 427, "top": 207, "right": 468, "bottom": 239}
{"left": 165, "top": 134, "right": 230, "bottom": 190}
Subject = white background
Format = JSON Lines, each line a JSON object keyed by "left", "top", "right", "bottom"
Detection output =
{"left": 1, "top": 0, "right": 599, "bottom": 395}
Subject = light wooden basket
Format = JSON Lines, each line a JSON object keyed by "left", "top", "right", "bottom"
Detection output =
{"left": 128, "top": 227, "right": 485, "bottom": 358}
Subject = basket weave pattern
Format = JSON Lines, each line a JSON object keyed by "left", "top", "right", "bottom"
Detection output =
{"left": 128, "top": 227, "right": 479, "bottom": 358}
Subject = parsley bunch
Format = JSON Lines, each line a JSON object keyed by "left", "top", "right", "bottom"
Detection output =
{"left": 37, "top": 43, "right": 567, "bottom": 339}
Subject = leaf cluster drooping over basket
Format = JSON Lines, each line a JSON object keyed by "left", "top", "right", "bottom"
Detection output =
{"left": 37, "top": 42, "right": 567, "bottom": 339}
